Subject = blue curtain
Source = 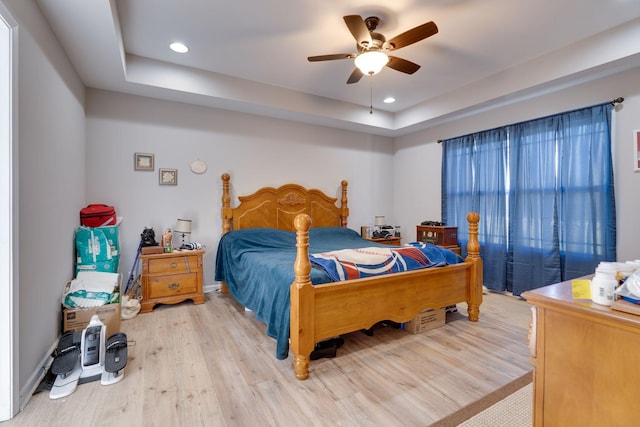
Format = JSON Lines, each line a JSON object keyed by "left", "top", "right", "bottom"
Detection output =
{"left": 442, "top": 129, "right": 509, "bottom": 291}
{"left": 508, "top": 117, "right": 563, "bottom": 294}
{"left": 442, "top": 103, "right": 615, "bottom": 295}
{"left": 555, "top": 106, "right": 616, "bottom": 280}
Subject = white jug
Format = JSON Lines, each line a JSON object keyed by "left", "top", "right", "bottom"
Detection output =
{"left": 591, "top": 272, "right": 617, "bottom": 306}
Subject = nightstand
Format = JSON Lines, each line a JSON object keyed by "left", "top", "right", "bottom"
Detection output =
{"left": 365, "top": 237, "right": 401, "bottom": 246}
{"left": 139, "top": 250, "right": 205, "bottom": 313}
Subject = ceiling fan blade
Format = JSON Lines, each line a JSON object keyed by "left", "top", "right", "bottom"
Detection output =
{"left": 346, "top": 68, "right": 364, "bottom": 84}
{"left": 308, "top": 53, "right": 355, "bottom": 62}
{"left": 387, "top": 21, "right": 438, "bottom": 50}
{"left": 343, "top": 15, "right": 372, "bottom": 48}
{"left": 387, "top": 56, "right": 421, "bottom": 74}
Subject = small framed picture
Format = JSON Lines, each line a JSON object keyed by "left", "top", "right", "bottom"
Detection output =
{"left": 634, "top": 130, "right": 640, "bottom": 172}
{"left": 159, "top": 168, "right": 178, "bottom": 185}
{"left": 134, "top": 152, "right": 154, "bottom": 171}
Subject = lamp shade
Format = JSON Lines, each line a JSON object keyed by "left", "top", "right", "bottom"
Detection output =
{"left": 375, "top": 216, "right": 385, "bottom": 226}
{"left": 174, "top": 219, "right": 192, "bottom": 234}
{"left": 354, "top": 51, "right": 389, "bottom": 76}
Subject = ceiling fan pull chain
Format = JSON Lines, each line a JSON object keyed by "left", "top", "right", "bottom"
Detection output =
{"left": 369, "top": 78, "right": 373, "bottom": 114}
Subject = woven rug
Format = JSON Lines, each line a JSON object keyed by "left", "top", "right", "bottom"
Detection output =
{"left": 430, "top": 371, "right": 532, "bottom": 427}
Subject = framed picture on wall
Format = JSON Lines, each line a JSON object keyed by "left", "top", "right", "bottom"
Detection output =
{"left": 134, "top": 152, "right": 154, "bottom": 171}
{"left": 634, "top": 130, "right": 640, "bottom": 172}
{"left": 159, "top": 168, "right": 178, "bottom": 185}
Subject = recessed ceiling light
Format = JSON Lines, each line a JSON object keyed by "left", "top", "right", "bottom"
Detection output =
{"left": 169, "top": 42, "right": 189, "bottom": 53}
{"left": 383, "top": 97, "right": 396, "bottom": 104}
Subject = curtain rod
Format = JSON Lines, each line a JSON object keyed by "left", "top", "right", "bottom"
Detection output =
{"left": 610, "top": 97, "right": 624, "bottom": 106}
{"left": 437, "top": 96, "right": 624, "bottom": 143}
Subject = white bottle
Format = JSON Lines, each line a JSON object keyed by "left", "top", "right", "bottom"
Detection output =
{"left": 591, "top": 269, "right": 617, "bottom": 306}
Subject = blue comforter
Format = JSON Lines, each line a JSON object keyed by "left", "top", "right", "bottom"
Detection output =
{"left": 214, "top": 227, "right": 461, "bottom": 359}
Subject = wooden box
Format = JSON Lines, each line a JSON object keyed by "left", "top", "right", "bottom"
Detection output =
{"left": 416, "top": 226, "right": 458, "bottom": 247}
{"left": 141, "top": 246, "right": 165, "bottom": 255}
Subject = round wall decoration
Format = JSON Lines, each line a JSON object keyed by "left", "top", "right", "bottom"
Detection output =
{"left": 190, "top": 159, "right": 208, "bottom": 174}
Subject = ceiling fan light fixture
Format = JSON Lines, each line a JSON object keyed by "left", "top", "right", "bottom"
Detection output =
{"left": 354, "top": 51, "right": 389, "bottom": 76}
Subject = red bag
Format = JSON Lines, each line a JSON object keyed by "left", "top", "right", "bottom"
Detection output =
{"left": 80, "top": 204, "right": 117, "bottom": 227}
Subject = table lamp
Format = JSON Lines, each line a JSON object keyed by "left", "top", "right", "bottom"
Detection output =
{"left": 174, "top": 219, "right": 192, "bottom": 248}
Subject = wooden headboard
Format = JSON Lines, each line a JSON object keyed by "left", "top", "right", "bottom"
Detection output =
{"left": 221, "top": 173, "right": 349, "bottom": 234}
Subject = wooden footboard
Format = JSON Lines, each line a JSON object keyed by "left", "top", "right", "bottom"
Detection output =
{"left": 290, "top": 212, "right": 482, "bottom": 380}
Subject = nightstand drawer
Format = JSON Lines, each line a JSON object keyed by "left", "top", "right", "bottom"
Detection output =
{"left": 147, "top": 255, "right": 199, "bottom": 274}
{"left": 148, "top": 273, "right": 198, "bottom": 299}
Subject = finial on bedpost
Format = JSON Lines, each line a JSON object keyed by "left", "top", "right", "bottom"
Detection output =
{"left": 466, "top": 212, "right": 480, "bottom": 260}
{"left": 293, "top": 214, "right": 312, "bottom": 284}
{"left": 340, "top": 180, "right": 349, "bottom": 227}
{"left": 222, "top": 173, "right": 232, "bottom": 234}
{"left": 291, "top": 213, "right": 314, "bottom": 380}
{"left": 465, "top": 212, "right": 482, "bottom": 322}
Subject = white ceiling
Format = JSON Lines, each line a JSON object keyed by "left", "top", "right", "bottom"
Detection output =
{"left": 36, "top": 0, "right": 640, "bottom": 136}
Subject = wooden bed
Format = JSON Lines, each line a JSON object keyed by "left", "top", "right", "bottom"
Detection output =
{"left": 219, "top": 173, "right": 483, "bottom": 380}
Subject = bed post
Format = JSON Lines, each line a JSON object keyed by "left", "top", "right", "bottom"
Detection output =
{"left": 290, "top": 214, "right": 315, "bottom": 380}
{"left": 221, "top": 173, "right": 232, "bottom": 234}
{"left": 465, "top": 212, "right": 482, "bottom": 322}
{"left": 340, "top": 180, "right": 349, "bottom": 227}
{"left": 220, "top": 173, "right": 232, "bottom": 293}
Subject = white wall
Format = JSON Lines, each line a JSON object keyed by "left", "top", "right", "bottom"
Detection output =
{"left": 394, "top": 66, "right": 640, "bottom": 262}
{"left": 3, "top": 0, "right": 86, "bottom": 411}
{"left": 85, "top": 89, "right": 394, "bottom": 288}
{"left": 0, "top": 2, "right": 15, "bottom": 420}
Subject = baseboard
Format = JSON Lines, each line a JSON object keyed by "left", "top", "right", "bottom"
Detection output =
{"left": 19, "top": 339, "right": 57, "bottom": 411}
{"left": 204, "top": 283, "right": 221, "bottom": 294}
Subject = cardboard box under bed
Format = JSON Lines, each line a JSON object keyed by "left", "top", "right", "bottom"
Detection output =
{"left": 404, "top": 308, "right": 446, "bottom": 334}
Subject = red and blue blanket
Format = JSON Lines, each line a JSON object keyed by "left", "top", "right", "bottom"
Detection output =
{"left": 310, "top": 242, "right": 460, "bottom": 282}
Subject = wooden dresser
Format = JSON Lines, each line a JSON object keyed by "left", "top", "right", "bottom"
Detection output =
{"left": 140, "top": 250, "right": 205, "bottom": 313}
{"left": 523, "top": 279, "right": 640, "bottom": 426}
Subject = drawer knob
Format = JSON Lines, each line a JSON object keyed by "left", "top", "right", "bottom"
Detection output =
{"left": 168, "top": 282, "right": 179, "bottom": 290}
{"left": 169, "top": 262, "right": 178, "bottom": 269}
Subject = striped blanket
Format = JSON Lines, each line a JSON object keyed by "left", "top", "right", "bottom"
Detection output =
{"left": 309, "top": 242, "right": 460, "bottom": 282}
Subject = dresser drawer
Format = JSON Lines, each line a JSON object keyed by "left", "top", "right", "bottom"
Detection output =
{"left": 147, "top": 255, "right": 199, "bottom": 274}
{"left": 148, "top": 273, "right": 198, "bottom": 299}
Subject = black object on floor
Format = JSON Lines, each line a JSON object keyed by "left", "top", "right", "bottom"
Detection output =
{"left": 33, "top": 367, "right": 56, "bottom": 394}
{"left": 51, "top": 331, "right": 80, "bottom": 376}
{"left": 315, "top": 337, "right": 344, "bottom": 350}
{"left": 105, "top": 332, "right": 128, "bottom": 372}
{"left": 361, "top": 320, "right": 402, "bottom": 336}
{"left": 310, "top": 345, "right": 336, "bottom": 360}
{"left": 310, "top": 337, "right": 345, "bottom": 360}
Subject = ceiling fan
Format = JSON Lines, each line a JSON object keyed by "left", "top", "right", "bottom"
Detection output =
{"left": 308, "top": 15, "right": 438, "bottom": 84}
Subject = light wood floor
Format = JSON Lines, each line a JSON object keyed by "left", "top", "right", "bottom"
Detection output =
{"left": 5, "top": 290, "right": 532, "bottom": 427}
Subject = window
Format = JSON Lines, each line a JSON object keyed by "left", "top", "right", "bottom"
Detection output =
{"left": 442, "top": 104, "right": 615, "bottom": 295}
